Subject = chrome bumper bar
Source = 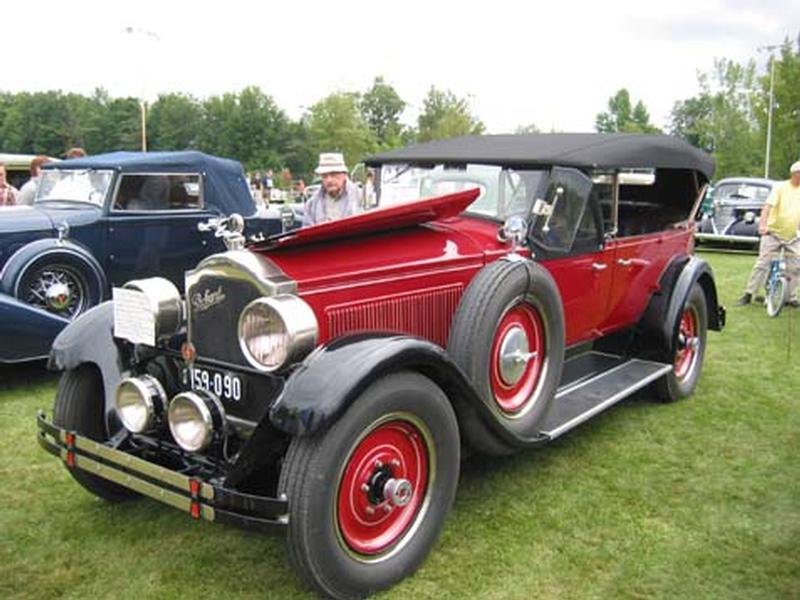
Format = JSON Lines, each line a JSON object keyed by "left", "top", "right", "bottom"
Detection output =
{"left": 695, "top": 233, "right": 758, "bottom": 245}
{"left": 36, "top": 411, "right": 288, "bottom": 531}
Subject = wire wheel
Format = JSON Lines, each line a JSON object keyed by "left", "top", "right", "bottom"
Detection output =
{"left": 21, "top": 264, "right": 90, "bottom": 318}
{"left": 766, "top": 276, "right": 786, "bottom": 318}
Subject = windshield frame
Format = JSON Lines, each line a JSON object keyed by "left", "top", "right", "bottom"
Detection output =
{"left": 35, "top": 168, "right": 116, "bottom": 208}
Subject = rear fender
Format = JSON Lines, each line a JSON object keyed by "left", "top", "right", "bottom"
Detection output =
{"left": 268, "top": 334, "right": 498, "bottom": 440}
{"left": 637, "top": 255, "right": 724, "bottom": 361}
{"left": 0, "top": 294, "right": 70, "bottom": 362}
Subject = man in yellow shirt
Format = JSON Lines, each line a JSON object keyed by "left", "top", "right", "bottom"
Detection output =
{"left": 738, "top": 161, "right": 800, "bottom": 307}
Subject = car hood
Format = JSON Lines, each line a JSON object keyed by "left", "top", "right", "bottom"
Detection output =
{"left": 0, "top": 203, "right": 101, "bottom": 235}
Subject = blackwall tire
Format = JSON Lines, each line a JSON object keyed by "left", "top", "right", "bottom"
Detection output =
{"left": 9, "top": 254, "right": 104, "bottom": 319}
{"left": 53, "top": 365, "right": 139, "bottom": 502}
{"left": 448, "top": 260, "right": 565, "bottom": 452}
{"left": 653, "top": 283, "right": 708, "bottom": 402}
{"left": 278, "top": 371, "right": 459, "bottom": 600}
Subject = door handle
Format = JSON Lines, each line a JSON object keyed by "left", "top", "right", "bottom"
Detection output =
{"left": 617, "top": 258, "right": 633, "bottom": 267}
{"left": 591, "top": 262, "right": 608, "bottom": 271}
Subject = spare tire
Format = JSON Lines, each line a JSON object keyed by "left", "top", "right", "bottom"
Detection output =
{"left": 448, "top": 259, "right": 565, "bottom": 452}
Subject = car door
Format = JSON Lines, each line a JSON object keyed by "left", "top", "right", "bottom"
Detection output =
{"left": 531, "top": 167, "right": 615, "bottom": 345}
{"left": 105, "top": 173, "right": 224, "bottom": 288}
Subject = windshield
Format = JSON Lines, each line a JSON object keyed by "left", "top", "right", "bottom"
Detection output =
{"left": 36, "top": 169, "right": 115, "bottom": 207}
{"left": 714, "top": 183, "right": 771, "bottom": 204}
{"left": 376, "top": 163, "right": 546, "bottom": 221}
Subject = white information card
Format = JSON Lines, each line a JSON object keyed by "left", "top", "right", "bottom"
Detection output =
{"left": 113, "top": 287, "right": 156, "bottom": 346}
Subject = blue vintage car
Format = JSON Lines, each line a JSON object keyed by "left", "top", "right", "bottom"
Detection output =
{"left": 0, "top": 151, "right": 292, "bottom": 362}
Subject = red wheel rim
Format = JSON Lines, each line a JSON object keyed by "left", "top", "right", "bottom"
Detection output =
{"left": 674, "top": 308, "right": 697, "bottom": 379}
{"left": 337, "top": 418, "right": 429, "bottom": 556}
{"left": 489, "top": 302, "right": 545, "bottom": 413}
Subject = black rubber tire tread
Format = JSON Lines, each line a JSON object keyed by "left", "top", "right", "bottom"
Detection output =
{"left": 653, "top": 283, "right": 708, "bottom": 402}
{"left": 278, "top": 371, "right": 460, "bottom": 599}
{"left": 447, "top": 260, "right": 565, "bottom": 453}
{"left": 53, "top": 365, "right": 138, "bottom": 502}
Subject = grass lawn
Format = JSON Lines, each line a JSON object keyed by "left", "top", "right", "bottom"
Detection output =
{"left": 1, "top": 250, "right": 798, "bottom": 599}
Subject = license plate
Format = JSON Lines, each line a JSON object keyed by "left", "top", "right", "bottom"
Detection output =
{"left": 187, "top": 367, "right": 244, "bottom": 402}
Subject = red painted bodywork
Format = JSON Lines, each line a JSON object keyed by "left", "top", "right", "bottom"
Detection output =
{"left": 254, "top": 194, "right": 693, "bottom": 349}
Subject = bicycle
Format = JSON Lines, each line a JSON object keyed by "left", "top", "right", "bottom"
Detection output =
{"left": 764, "top": 233, "right": 797, "bottom": 317}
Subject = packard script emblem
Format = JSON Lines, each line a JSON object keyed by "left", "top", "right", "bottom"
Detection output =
{"left": 192, "top": 286, "right": 227, "bottom": 313}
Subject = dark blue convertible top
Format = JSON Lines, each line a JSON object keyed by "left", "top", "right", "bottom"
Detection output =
{"left": 43, "top": 151, "right": 255, "bottom": 216}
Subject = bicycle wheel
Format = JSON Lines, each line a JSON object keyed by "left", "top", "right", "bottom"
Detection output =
{"left": 766, "top": 276, "right": 786, "bottom": 317}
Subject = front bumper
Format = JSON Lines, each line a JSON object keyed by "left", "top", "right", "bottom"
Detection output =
{"left": 695, "top": 232, "right": 758, "bottom": 245}
{"left": 36, "top": 411, "right": 288, "bottom": 531}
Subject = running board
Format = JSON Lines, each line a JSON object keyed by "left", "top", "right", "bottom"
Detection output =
{"left": 539, "top": 357, "right": 672, "bottom": 440}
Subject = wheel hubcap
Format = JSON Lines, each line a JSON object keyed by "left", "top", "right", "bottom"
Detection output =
{"left": 490, "top": 303, "right": 545, "bottom": 414}
{"left": 674, "top": 308, "right": 698, "bottom": 380}
{"left": 337, "top": 418, "right": 429, "bottom": 556}
{"left": 25, "top": 266, "right": 86, "bottom": 318}
{"left": 45, "top": 282, "right": 72, "bottom": 312}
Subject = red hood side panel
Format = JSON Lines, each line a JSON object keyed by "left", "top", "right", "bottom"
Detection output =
{"left": 262, "top": 219, "right": 494, "bottom": 345}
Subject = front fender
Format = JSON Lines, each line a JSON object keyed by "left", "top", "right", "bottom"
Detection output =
{"left": 269, "top": 334, "right": 489, "bottom": 437}
{"left": 48, "top": 301, "right": 131, "bottom": 425}
{"left": 0, "top": 294, "right": 70, "bottom": 362}
{"left": 0, "top": 237, "right": 107, "bottom": 297}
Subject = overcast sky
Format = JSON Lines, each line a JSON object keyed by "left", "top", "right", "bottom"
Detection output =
{"left": 3, "top": 0, "right": 797, "bottom": 134}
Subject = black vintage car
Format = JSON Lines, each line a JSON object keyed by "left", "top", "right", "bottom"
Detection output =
{"left": 0, "top": 151, "right": 295, "bottom": 362}
{"left": 696, "top": 177, "right": 777, "bottom": 247}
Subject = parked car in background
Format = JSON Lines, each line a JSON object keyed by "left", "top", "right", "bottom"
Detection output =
{"left": 37, "top": 134, "right": 724, "bottom": 599}
{"left": 0, "top": 151, "right": 296, "bottom": 363}
{"left": 696, "top": 177, "right": 777, "bottom": 247}
{"left": 0, "top": 152, "right": 57, "bottom": 190}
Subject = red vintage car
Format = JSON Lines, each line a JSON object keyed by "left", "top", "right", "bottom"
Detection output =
{"left": 37, "top": 134, "right": 724, "bottom": 599}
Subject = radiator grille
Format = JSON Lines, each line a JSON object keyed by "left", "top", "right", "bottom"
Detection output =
{"left": 326, "top": 284, "right": 464, "bottom": 348}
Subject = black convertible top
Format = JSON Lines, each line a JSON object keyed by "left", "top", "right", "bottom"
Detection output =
{"left": 366, "top": 133, "right": 714, "bottom": 181}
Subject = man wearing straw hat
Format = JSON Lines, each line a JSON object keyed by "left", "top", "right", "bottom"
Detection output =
{"left": 303, "top": 152, "right": 363, "bottom": 226}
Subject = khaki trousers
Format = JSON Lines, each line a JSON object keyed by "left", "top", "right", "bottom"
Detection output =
{"left": 745, "top": 233, "right": 800, "bottom": 301}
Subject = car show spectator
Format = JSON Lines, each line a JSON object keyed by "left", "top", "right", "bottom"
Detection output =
{"left": 65, "top": 147, "right": 87, "bottom": 159}
{"left": 17, "top": 156, "right": 52, "bottom": 206}
{"left": 302, "top": 152, "right": 362, "bottom": 226}
{"left": 737, "top": 160, "right": 800, "bottom": 308}
{"left": 0, "top": 162, "right": 19, "bottom": 206}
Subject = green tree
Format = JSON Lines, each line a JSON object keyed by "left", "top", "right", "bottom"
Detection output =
{"left": 670, "top": 59, "right": 761, "bottom": 179}
{"left": 757, "top": 40, "right": 800, "bottom": 178}
{"left": 148, "top": 93, "right": 203, "bottom": 151}
{"left": 307, "top": 92, "right": 376, "bottom": 168}
{"left": 596, "top": 88, "right": 660, "bottom": 134}
{"left": 360, "top": 76, "right": 406, "bottom": 148}
{"left": 416, "top": 87, "right": 485, "bottom": 142}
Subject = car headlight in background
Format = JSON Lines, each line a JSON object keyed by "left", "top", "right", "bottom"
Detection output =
{"left": 168, "top": 390, "right": 225, "bottom": 452}
{"left": 744, "top": 211, "right": 756, "bottom": 223}
{"left": 238, "top": 295, "right": 318, "bottom": 372}
{"left": 115, "top": 375, "right": 167, "bottom": 433}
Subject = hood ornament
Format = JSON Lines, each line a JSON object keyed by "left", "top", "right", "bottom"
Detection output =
{"left": 497, "top": 215, "right": 529, "bottom": 261}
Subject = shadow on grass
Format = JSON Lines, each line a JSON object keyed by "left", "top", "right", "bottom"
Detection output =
{"left": 0, "top": 360, "right": 58, "bottom": 391}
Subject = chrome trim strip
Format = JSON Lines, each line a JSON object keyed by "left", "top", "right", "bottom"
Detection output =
{"left": 62, "top": 448, "right": 215, "bottom": 521}
{"left": 545, "top": 362, "right": 673, "bottom": 439}
{"left": 555, "top": 359, "right": 634, "bottom": 399}
{"left": 59, "top": 430, "right": 214, "bottom": 501}
{"left": 695, "top": 233, "right": 758, "bottom": 244}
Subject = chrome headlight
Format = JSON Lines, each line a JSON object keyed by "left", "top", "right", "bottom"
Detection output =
{"left": 238, "top": 295, "right": 318, "bottom": 372}
{"left": 744, "top": 211, "right": 756, "bottom": 223}
{"left": 168, "top": 390, "right": 225, "bottom": 452}
{"left": 115, "top": 375, "right": 166, "bottom": 433}
{"left": 122, "top": 277, "right": 183, "bottom": 344}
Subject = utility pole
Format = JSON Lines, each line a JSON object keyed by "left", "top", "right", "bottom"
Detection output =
{"left": 758, "top": 43, "right": 782, "bottom": 179}
{"left": 124, "top": 26, "right": 160, "bottom": 152}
